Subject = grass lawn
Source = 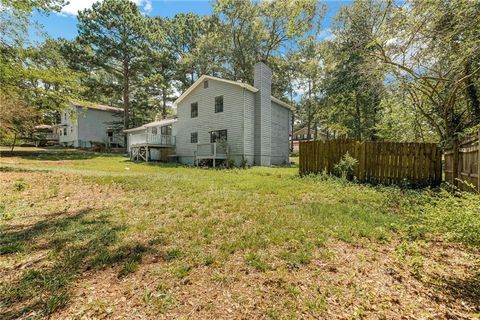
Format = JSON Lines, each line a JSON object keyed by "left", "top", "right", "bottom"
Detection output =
{"left": 0, "top": 148, "right": 479, "bottom": 319}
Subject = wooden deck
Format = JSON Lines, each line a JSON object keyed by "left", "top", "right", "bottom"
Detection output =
{"left": 129, "top": 144, "right": 175, "bottom": 162}
{"left": 129, "top": 134, "right": 176, "bottom": 162}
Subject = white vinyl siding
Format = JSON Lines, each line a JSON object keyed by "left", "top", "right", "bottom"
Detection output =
{"left": 243, "top": 90, "right": 256, "bottom": 164}
{"left": 77, "top": 108, "right": 123, "bottom": 147}
{"left": 59, "top": 109, "right": 78, "bottom": 147}
{"left": 59, "top": 106, "right": 124, "bottom": 148}
{"left": 175, "top": 79, "right": 247, "bottom": 164}
{"left": 270, "top": 101, "right": 290, "bottom": 165}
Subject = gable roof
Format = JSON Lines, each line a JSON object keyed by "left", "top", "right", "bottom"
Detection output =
{"left": 73, "top": 103, "right": 123, "bottom": 113}
{"left": 124, "top": 118, "right": 177, "bottom": 133}
{"left": 293, "top": 127, "right": 328, "bottom": 137}
{"left": 271, "top": 96, "right": 292, "bottom": 110}
{"left": 174, "top": 75, "right": 292, "bottom": 110}
{"left": 293, "top": 127, "right": 310, "bottom": 135}
{"left": 34, "top": 124, "right": 53, "bottom": 130}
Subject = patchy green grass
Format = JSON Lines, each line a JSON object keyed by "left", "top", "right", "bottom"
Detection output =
{"left": 0, "top": 148, "right": 479, "bottom": 319}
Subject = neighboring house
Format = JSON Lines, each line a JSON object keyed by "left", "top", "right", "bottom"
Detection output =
{"left": 57, "top": 104, "right": 124, "bottom": 148}
{"left": 126, "top": 62, "right": 292, "bottom": 166}
{"left": 32, "top": 124, "right": 59, "bottom": 147}
{"left": 291, "top": 127, "right": 327, "bottom": 152}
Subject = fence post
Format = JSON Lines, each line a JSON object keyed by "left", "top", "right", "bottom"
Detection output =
{"left": 452, "top": 139, "right": 459, "bottom": 187}
{"left": 478, "top": 131, "right": 480, "bottom": 192}
{"left": 435, "top": 145, "right": 442, "bottom": 186}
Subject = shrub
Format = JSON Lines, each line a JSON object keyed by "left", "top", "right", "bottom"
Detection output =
{"left": 240, "top": 158, "right": 248, "bottom": 169}
{"left": 226, "top": 159, "right": 235, "bottom": 169}
{"left": 333, "top": 152, "right": 358, "bottom": 180}
{"left": 13, "top": 179, "right": 28, "bottom": 191}
{"left": 420, "top": 189, "right": 480, "bottom": 247}
{"left": 391, "top": 187, "right": 480, "bottom": 247}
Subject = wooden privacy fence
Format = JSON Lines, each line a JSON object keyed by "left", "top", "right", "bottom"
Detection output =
{"left": 299, "top": 140, "right": 442, "bottom": 186}
{"left": 444, "top": 132, "right": 480, "bottom": 192}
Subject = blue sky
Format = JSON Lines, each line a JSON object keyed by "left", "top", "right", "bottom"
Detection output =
{"left": 29, "top": 0, "right": 352, "bottom": 43}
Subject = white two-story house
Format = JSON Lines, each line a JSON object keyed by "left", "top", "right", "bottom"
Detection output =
{"left": 126, "top": 62, "right": 292, "bottom": 166}
{"left": 56, "top": 104, "right": 124, "bottom": 148}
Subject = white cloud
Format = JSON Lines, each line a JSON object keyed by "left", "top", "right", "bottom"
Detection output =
{"left": 61, "top": 0, "right": 152, "bottom": 15}
{"left": 61, "top": 0, "right": 96, "bottom": 15}
{"left": 318, "top": 28, "right": 335, "bottom": 41}
{"left": 141, "top": 0, "right": 152, "bottom": 13}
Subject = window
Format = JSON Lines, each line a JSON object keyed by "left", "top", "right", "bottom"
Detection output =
{"left": 151, "top": 127, "right": 158, "bottom": 135}
{"left": 161, "top": 125, "right": 172, "bottom": 135}
{"left": 210, "top": 129, "right": 227, "bottom": 143}
{"left": 191, "top": 132, "right": 198, "bottom": 143}
{"left": 204, "top": 80, "right": 208, "bottom": 89}
{"left": 63, "top": 128, "right": 67, "bottom": 135}
{"left": 64, "top": 112, "right": 67, "bottom": 121}
{"left": 215, "top": 96, "right": 223, "bottom": 113}
{"left": 191, "top": 102, "right": 198, "bottom": 118}
{"left": 107, "top": 131, "right": 113, "bottom": 137}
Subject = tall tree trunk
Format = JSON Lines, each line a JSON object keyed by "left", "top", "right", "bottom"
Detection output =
{"left": 162, "top": 88, "right": 167, "bottom": 119}
{"left": 465, "top": 60, "right": 480, "bottom": 123}
{"left": 354, "top": 91, "right": 362, "bottom": 140}
{"left": 289, "top": 84, "right": 294, "bottom": 152}
{"left": 452, "top": 138, "right": 459, "bottom": 187}
{"left": 10, "top": 132, "right": 17, "bottom": 152}
{"left": 123, "top": 59, "right": 130, "bottom": 146}
{"left": 307, "top": 80, "right": 312, "bottom": 139}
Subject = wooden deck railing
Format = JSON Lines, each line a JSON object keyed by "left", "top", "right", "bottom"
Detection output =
{"left": 33, "top": 133, "right": 59, "bottom": 141}
{"left": 130, "top": 133, "right": 175, "bottom": 146}
{"left": 194, "top": 143, "right": 229, "bottom": 167}
{"left": 195, "top": 143, "right": 227, "bottom": 158}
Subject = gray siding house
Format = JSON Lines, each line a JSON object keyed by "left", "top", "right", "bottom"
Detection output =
{"left": 175, "top": 62, "right": 291, "bottom": 166}
{"left": 57, "top": 104, "right": 124, "bottom": 148}
{"left": 126, "top": 62, "right": 292, "bottom": 166}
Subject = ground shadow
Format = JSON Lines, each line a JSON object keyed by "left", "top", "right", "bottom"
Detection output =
{"left": 0, "top": 207, "right": 154, "bottom": 319}
{"left": 0, "top": 148, "right": 123, "bottom": 161}
{"left": 438, "top": 270, "right": 480, "bottom": 313}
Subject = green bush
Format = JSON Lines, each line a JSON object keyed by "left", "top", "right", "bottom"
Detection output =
{"left": 386, "top": 187, "right": 480, "bottom": 247}
{"left": 333, "top": 152, "right": 358, "bottom": 180}
{"left": 240, "top": 158, "right": 249, "bottom": 169}
{"left": 420, "top": 189, "right": 480, "bottom": 246}
{"left": 13, "top": 179, "right": 28, "bottom": 191}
